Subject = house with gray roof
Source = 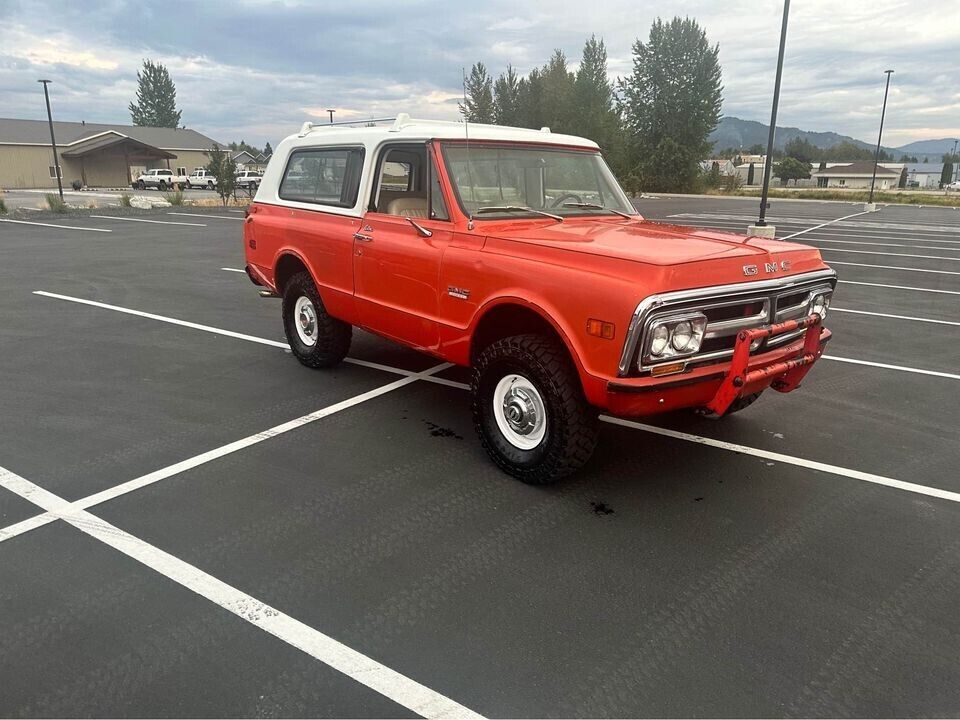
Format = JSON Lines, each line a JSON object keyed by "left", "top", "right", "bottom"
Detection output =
{"left": 0, "top": 118, "right": 223, "bottom": 189}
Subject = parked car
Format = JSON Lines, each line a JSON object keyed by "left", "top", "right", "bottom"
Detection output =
{"left": 242, "top": 114, "right": 836, "bottom": 483}
{"left": 236, "top": 170, "right": 263, "bottom": 190}
{"left": 135, "top": 168, "right": 187, "bottom": 191}
{"left": 185, "top": 169, "right": 218, "bottom": 190}
{"left": 945, "top": 180, "right": 960, "bottom": 191}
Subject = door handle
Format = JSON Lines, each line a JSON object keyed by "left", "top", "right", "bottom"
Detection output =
{"left": 353, "top": 232, "right": 373, "bottom": 242}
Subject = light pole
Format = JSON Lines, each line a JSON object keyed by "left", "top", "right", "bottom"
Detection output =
{"left": 953, "top": 139, "right": 958, "bottom": 182}
{"left": 326, "top": 109, "right": 335, "bottom": 124}
{"left": 867, "top": 69, "right": 894, "bottom": 206}
{"left": 751, "top": 0, "right": 790, "bottom": 238}
{"left": 38, "top": 79, "right": 64, "bottom": 201}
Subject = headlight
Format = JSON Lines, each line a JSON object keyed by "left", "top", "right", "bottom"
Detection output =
{"left": 810, "top": 292, "right": 831, "bottom": 319}
{"left": 643, "top": 313, "right": 707, "bottom": 365}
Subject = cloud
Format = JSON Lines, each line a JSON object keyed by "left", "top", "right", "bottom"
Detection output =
{"left": 0, "top": 0, "right": 957, "bottom": 148}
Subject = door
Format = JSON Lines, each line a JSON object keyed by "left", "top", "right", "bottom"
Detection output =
{"left": 353, "top": 143, "right": 453, "bottom": 351}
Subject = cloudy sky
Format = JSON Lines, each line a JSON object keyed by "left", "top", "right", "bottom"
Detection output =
{"left": 1, "top": 0, "right": 958, "bottom": 149}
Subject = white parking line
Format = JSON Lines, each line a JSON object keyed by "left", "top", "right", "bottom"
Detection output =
{"left": 821, "top": 355, "right": 960, "bottom": 381}
{"left": 0, "top": 465, "right": 483, "bottom": 720}
{"left": 168, "top": 212, "right": 243, "bottom": 221}
{"left": 803, "top": 238, "right": 960, "bottom": 252}
{"left": 90, "top": 215, "right": 207, "bottom": 227}
{"left": 778, "top": 211, "right": 882, "bottom": 240}
{"left": 598, "top": 418, "right": 960, "bottom": 504}
{"left": 36, "top": 290, "right": 960, "bottom": 387}
{"left": 0, "top": 218, "right": 112, "bottom": 233}
{"left": 0, "top": 362, "right": 452, "bottom": 545}
{"left": 838, "top": 280, "right": 960, "bottom": 296}
{"left": 827, "top": 261, "right": 960, "bottom": 276}
{"left": 820, "top": 247, "right": 960, "bottom": 262}
{"left": 830, "top": 308, "right": 960, "bottom": 326}
{"left": 221, "top": 267, "right": 246, "bottom": 273}
{"left": 32, "top": 290, "right": 469, "bottom": 389}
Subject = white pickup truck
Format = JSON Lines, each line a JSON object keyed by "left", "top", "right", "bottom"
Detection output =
{"left": 185, "top": 168, "right": 218, "bottom": 190}
{"left": 135, "top": 168, "right": 187, "bottom": 190}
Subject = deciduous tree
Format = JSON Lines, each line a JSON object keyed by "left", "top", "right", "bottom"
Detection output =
{"left": 773, "top": 156, "right": 811, "bottom": 186}
{"left": 618, "top": 17, "right": 722, "bottom": 192}
{"left": 206, "top": 144, "right": 237, "bottom": 206}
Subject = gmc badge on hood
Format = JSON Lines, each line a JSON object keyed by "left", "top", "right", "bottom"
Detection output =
{"left": 743, "top": 260, "right": 791, "bottom": 276}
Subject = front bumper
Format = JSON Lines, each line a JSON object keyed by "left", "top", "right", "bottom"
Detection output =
{"left": 603, "top": 315, "right": 830, "bottom": 417}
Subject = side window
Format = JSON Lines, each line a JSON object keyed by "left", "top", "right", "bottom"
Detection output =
{"left": 381, "top": 162, "right": 411, "bottom": 191}
{"left": 176, "top": 167, "right": 187, "bottom": 176}
{"left": 279, "top": 147, "right": 365, "bottom": 207}
{"left": 370, "top": 145, "right": 427, "bottom": 217}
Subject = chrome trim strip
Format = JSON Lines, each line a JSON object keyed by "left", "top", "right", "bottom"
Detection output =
{"left": 617, "top": 268, "right": 837, "bottom": 377}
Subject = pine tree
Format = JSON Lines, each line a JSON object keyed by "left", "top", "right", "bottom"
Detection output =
{"left": 264, "top": 142, "right": 273, "bottom": 157}
{"left": 462, "top": 63, "right": 495, "bottom": 123}
{"left": 493, "top": 65, "right": 524, "bottom": 126}
{"left": 129, "top": 60, "right": 182, "bottom": 128}
{"left": 573, "top": 36, "right": 623, "bottom": 173}
{"left": 618, "top": 17, "right": 722, "bottom": 192}
{"left": 538, "top": 50, "right": 576, "bottom": 134}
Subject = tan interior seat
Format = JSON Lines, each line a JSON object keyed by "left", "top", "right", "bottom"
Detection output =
{"left": 386, "top": 197, "right": 429, "bottom": 218}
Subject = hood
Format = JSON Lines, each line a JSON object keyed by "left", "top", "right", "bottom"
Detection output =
{"left": 487, "top": 218, "right": 819, "bottom": 267}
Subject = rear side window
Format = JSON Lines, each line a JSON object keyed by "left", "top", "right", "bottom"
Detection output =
{"left": 279, "top": 147, "right": 365, "bottom": 208}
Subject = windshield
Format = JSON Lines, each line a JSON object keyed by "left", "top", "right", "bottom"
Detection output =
{"left": 441, "top": 143, "right": 636, "bottom": 219}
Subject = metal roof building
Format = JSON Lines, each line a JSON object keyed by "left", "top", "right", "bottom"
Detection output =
{"left": 0, "top": 118, "right": 222, "bottom": 189}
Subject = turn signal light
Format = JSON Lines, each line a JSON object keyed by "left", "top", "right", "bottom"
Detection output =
{"left": 586, "top": 319, "right": 615, "bottom": 340}
{"left": 650, "top": 362, "right": 686, "bottom": 377}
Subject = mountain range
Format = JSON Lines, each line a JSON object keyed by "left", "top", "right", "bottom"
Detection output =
{"left": 709, "top": 116, "right": 957, "bottom": 159}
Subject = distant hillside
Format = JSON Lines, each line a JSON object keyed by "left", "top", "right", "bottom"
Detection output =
{"left": 709, "top": 116, "right": 881, "bottom": 154}
{"left": 894, "top": 138, "right": 958, "bottom": 157}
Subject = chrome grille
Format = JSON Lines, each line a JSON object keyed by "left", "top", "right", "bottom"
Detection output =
{"left": 618, "top": 269, "right": 837, "bottom": 377}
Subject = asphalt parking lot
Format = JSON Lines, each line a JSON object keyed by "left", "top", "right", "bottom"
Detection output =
{"left": 1, "top": 197, "right": 958, "bottom": 717}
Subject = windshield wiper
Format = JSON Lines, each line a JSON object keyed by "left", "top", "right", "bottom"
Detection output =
{"left": 476, "top": 206, "right": 563, "bottom": 222}
{"left": 562, "top": 202, "right": 635, "bottom": 219}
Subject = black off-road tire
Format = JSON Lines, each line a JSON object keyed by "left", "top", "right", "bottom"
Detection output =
{"left": 281, "top": 271, "right": 351, "bottom": 368}
{"left": 207, "top": 181, "right": 214, "bottom": 191}
{"left": 695, "top": 391, "right": 763, "bottom": 420}
{"left": 158, "top": 180, "right": 167, "bottom": 191}
{"left": 137, "top": 180, "right": 146, "bottom": 190}
{"left": 472, "top": 334, "right": 599, "bottom": 484}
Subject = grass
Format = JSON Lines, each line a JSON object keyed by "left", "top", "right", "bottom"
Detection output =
{"left": 45, "top": 193, "right": 69, "bottom": 212}
{"left": 163, "top": 190, "right": 186, "bottom": 206}
{"left": 0, "top": 197, "right": 6, "bottom": 215}
{"left": 712, "top": 187, "right": 960, "bottom": 207}
{"left": 189, "top": 196, "right": 252, "bottom": 207}
{"left": 120, "top": 193, "right": 132, "bottom": 208}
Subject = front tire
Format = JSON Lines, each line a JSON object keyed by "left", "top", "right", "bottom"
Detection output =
{"left": 137, "top": 180, "right": 145, "bottom": 190}
{"left": 472, "top": 334, "right": 598, "bottom": 484}
{"left": 281, "top": 271, "right": 351, "bottom": 368}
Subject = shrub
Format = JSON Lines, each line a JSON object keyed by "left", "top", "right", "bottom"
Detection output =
{"left": 120, "top": 193, "right": 132, "bottom": 207}
{"left": 71, "top": 179, "right": 83, "bottom": 191}
{"left": 46, "top": 193, "right": 68, "bottom": 212}
{"left": 164, "top": 190, "right": 185, "bottom": 206}
{"left": 0, "top": 196, "right": 7, "bottom": 215}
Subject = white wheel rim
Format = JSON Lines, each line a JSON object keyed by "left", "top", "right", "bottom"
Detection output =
{"left": 294, "top": 295, "right": 318, "bottom": 347}
{"left": 493, "top": 374, "right": 547, "bottom": 450}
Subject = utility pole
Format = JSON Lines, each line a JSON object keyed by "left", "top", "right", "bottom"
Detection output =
{"left": 953, "top": 139, "right": 958, "bottom": 182}
{"left": 750, "top": 0, "right": 790, "bottom": 238}
{"left": 38, "top": 79, "right": 64, "bottom": 201}
{"left": 326, "top": 109, "right": 335, "bottom": 124}
{"left": 867, "top": 69, "right": 894, "bottom": 207}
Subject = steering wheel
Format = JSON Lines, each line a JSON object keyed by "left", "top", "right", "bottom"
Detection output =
{"left": 549, "top": 193, "right": 583, "bottom": 208}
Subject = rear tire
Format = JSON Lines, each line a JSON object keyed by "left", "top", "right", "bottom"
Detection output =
{"left": 281, "top": 271, "right": 351, "bottom": 368}
{"left": 207, "top": 181, "right": 214, "bottom": 191}
{"left": 472, "top": 334, "right": 598, "bottom": 484}
{"left": 158, "top": 180, "right": 167, "bottom": 191}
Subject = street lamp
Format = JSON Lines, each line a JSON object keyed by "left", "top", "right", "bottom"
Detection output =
{"left": 38, "top": 79, "right": 64, "bottom": 201}
{"left": 326, "top": 109, "right": 335, "bottom": 124}
{"left": 751, "top": 0, "right": 790, "bottom": 238}
{"left": 867, "top": 69, "right": 894, "bottom": 206}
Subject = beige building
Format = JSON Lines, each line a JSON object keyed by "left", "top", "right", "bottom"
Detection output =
{"left": 0, "top": 118, "right": 222, "bottom": 189}
{"left": 811, "top": 162, "right": 901, "bottom": 190}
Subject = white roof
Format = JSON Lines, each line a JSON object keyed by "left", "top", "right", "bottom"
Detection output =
{"left": 281, "top": 113, "right": 599, "bottom": 151}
